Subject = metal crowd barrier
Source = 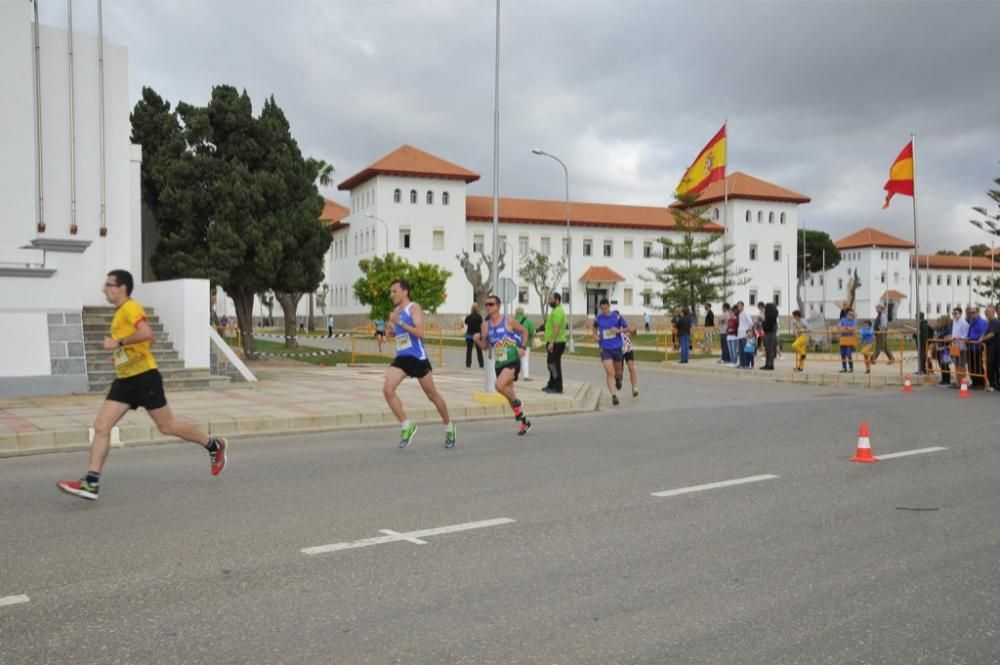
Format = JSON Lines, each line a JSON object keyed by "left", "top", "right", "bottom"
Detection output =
{"left": 351, "top": 322, "right": 444, "bottom": 367}
{"left": 922, "top": 337, "right": 990, "bottom": 388}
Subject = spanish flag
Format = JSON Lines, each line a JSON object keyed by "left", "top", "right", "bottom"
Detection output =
{"left": 882, "top": 140, "right": 914, "bottom": 209}
{"left": 675, "top": 124, "right": 727, "bottom": 197}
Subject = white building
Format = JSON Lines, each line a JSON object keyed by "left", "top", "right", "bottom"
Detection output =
{"left": 802, "top": 227, "right": 998, "bottom": 320}
{"left": 321, "top": 145, "right": 810, "bottom": 322}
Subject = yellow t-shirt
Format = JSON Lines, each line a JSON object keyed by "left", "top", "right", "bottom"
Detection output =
{"left": 111, "top": 299, "right": 157, "bottom": 379}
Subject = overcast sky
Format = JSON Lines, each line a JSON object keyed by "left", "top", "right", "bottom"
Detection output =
{"left": 42, "top": 0, "right": 1000, "bottom": 252}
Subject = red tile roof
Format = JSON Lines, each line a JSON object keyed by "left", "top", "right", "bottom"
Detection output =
{"left": 338, "top": 145, "right": 480, "bottom": 190}
{"left": 910, "top": 254, "right": 996, "bottom": 270}
{"left": 881, "top": 290, "right": 908, "bottom": 299}
{"left": 989, "top": 246, "right": 1000, "bottom": 257}
{"left": 835, "top": 227, "right": 914, "bottom": 250}
{"left": 578, "top": 266, "right": 625, "bottom": 283}
{"left": 320, "top": 198, "right": 350, "bottom": 231}
{"left": 671, "top": 172, "right": 811, "bottom": 207}
{"left": 466, "top": 196, "right": 724, "bottom": 232}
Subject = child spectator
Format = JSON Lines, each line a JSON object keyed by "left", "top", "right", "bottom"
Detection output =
{"left": 859, "top": 320, "right": 876, "bottom": 374}
{"left": 838, "top": 308, "right": 857, "bottom": 373}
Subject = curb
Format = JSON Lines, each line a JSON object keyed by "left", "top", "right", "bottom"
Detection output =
{"left": 0, "top": 382, "right": 599, "bottom": 459}
{"left": 657, "top": 363, "right": 909, "bottom": 388}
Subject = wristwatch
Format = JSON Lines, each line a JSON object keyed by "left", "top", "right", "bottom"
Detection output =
{"left": 117, "top": 338, "right": 125, "bottom": 347}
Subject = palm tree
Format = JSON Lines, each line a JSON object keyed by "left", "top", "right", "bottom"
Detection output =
{"left": 308, "top": 158, "right": 335, "bottom": 187}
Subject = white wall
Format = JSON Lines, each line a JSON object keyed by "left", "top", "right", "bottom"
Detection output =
{"left": 724, "top": 200, "right": 800, "bottom": 311}
{"left": 0, "top": 313, "right": 51, "bottom": 376}
{"left": 133, "top": 279, "right": 210, "bottom": 369}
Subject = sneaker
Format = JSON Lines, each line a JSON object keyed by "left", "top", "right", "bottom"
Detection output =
{"left": 518, "top": 419, "right": 532, "bottom": 436}
{"left": 209, "top": 437, "right": 228, "bottom": 476}
{"left": 632, "top": 387, "right": 639, "bottom": 398}
{"left": 612, "top": 394, "right": 620, "bottom": 406}
{"left": 57, "top": 478, "right": 99, "bottom": 501}
{"left": 444, "top": 423, "right": 457, "bottom": 449}
{"left": 400, "top": 423, "right": 418, "bottom": 448}
{"left": 615, "top": 377, "right": 622, "bottom": 390}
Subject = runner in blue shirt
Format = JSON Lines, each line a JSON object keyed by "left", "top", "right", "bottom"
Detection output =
{"left": 474, "top": 294, "right": 533, "bottom": 436}
{"left": 383, "top": 279, "right": 456, "bottom": 449}
{"left": 592, "top": 298, "right": 628, "bottom": 405}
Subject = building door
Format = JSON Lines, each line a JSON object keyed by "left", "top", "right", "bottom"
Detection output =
{"left": 887, "top": 301, "right": 895, "bottom": 322}
{"left": 587, "top": 288, "right": 607, "bottom": 317}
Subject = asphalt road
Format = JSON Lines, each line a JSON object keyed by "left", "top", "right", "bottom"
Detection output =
{"left": 1, "top": 360, "right": 998, "bottom": 664}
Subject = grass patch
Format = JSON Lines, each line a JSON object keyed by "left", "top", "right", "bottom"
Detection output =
{"left": 235, "top": 339, "right": 390, "bottom": 366}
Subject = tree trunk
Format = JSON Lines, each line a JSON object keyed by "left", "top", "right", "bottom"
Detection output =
{"left": 275, "top": 291, "right": 303, "bottom": 348}
{"left": 231, "top": 287, "right": 257, "bottom": 359}
{"left": 307, "top": 293, "right": 315, "bottom": 333}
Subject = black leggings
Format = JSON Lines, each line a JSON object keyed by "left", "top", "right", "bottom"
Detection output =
{"left": 466, "top": 338, "right": 483, "bottom": 368}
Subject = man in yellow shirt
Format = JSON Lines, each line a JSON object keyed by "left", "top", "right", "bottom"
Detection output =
{"left": 57, "top": 270, "right": 227, "bottom": 500}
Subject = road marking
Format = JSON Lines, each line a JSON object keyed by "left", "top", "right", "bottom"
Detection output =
{"left": 302, "top": 518, "right": 516, "bottom": 556}
{"left": 0, "top": 595, "right": 29, "bottom": 608}
{"left": 652, "top": 474, "right": 779, "bottom": 498}
{"left": 877, "top": 447, "right": 948, "bottom": 460}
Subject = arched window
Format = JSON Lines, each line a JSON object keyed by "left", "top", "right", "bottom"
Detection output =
{"left": 757, "top": 211, "right": 763, "bottom": 223}
{"left": 409, "top": 190, "right": 417, "bottom": 204}
{"left": 713, "top": 208, "right": 719, "bottom": 220}
{"left": 442, "top": 191, "right": 450, "bottom": 206}
{"left": 426, "top": 190, "right": 434, "bottom": 205}
{"left": 780, "top": 212, "right": 786, "bottom": 224}
{"left": 745, "top": 210, "right": 751, "bottom": 222}
{"left": 768, "top": 212, "right": 774, "bottom": 224}
{"left": 393, "top": 189, "right": 401, "bottom": 203}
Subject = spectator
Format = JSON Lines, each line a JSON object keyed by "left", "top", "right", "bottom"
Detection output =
{"left": 719, "top": 303, "right": 731, "bottom": 364}
{"left": 916, "top": 312, "right": 932, "bottom": 376}
{"left": 965, "top": 306, "right": 988, "bottom": 389}
{"left": 983, "top": 307, "right": 1000, "bottom": 391}
{"left": 762, "top": 301, "right": 779, "bottom": 370}
{"left": 947, "top": 307, "right": 969, "bottom": 389}
{"left": 676, "top": 306, "right": 692, "bottom": 363}
{"left": 872, "top": 304, "right": 895, "bottom": 364}
{"left": 298, "top": 315, "right": 305, "bottom": 332}
{"left": 643, "top": 311, "right": 651, "bottom": 333}
{"left": 543, "top": 292, "right": 567, "bottom": 394}
{"left": 859, "top": 320, "right": 876, "bottom": 374}
{"left": 936, "top": 314, "right": 953, "bottom": 386}
{"left": 327, "top": 313, "right": 334, "bottom": 338}
{"left": 464, "top": 304, "right": 484, "bottom": 369}
{"left": 791, "top": 310, "right": 811, "bottom": 372}
{"left": 703, "top": 303, "right": 715, "bottom": 353}
{"left": 725, "top": 305, "right": 740, "bottom": 367}
{"left": 838, "top": 308, "right": 857, "bottom": 373}
{"left": 736, "top": 302, "right": 754, "bottom": 369}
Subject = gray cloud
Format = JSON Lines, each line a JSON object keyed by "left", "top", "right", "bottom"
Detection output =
{"left": 43, "top": 0, "right": 1000, "bottom": 252}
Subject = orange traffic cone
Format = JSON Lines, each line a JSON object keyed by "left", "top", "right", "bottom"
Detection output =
{"left": 902, "top": 375, "right": 913, "bottom": 393}
{"left": 850, "top": 422, "right": 878, "bottom": 463}
{"left": 958, "top": 378, "right": 971, "bottom": 398}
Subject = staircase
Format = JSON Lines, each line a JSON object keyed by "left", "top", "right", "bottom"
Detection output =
{"left": 82, "top": 306, "right": 214, "bottom": 393}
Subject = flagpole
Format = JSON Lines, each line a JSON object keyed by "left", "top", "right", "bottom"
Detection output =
{"left": 911, "top": 133, "right": 921, "bottom": 323}
{"left": 722, "top": 118, "right": 729, "bottom": 304}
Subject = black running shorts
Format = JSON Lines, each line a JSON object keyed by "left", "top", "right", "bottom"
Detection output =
{"left": 496, "top": 359, "right": 521, "bottom": 382}
{"left": 623, "top": 350, "right": 635, "bottom": 362}
{"left": 106, "top": 369, "right": 168, "bottom": 411}
{"left": 391, "top": 355, "right": 433, "bottom": 379}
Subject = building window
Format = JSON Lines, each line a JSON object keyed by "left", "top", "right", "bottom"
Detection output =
{"left": 473, "top": 234, "right": 484, "bottom": 253}
{"left": 746, "top": 210, "right": 751, "bottom": 223}
{"left": 583, "top": 239, "right": 593, "bottom": 257}
{"left": 433, "top": 229, "right": 444, "bottom": 251}
{"left": 820, "top": 275, "right": 824, "bottom": 286}
{"left": 562, "top": 237, "right": 571, "bottom": 256}
{"left": 643, "top": 242, "right": 653, "bottom": 258}
{"left": 749, "top": 290, "right": 758, "bottom": 306}
{"left": 894, "top": 272, "right": 899, "bottom": 285}
{"left": 642, "top": 290, "right": 652, "bottom": 307}
{"left": 946, "top": 275, "right": 951, "bottom": 286}
{"left": 518, "top": 236, "right": 529, "bottom": 256}
{"left": 957, "top": 276, "right": 962, "bottom": 286}
{"left": 749, "top": 243, "right": 758, "bottom": 261}
{"left": 881, "top": 272, "right": 886, "bottom": 284}
{"left": 409, "top": 190, "right": 417, "bottom": 204}
{"left": 400, "top": 228, "right": 411, "bottom": 249}
{"left": 561, "top": 289, "right": 571, "bottom": 305}
{"left": 780, "top": 212, "right": 786, "bottom": 224}
{"left": 442, "top": 191, "right": 450, "bottom": 205}
{"left": 768, "top": 212, "right": 774, "bottom": 224}
{"left": 663, "top": 245, "right": 671, "bottom": 258}
{"left": 773, "top": 243, "right": 782, "bottom": 262}
{"left": 838, "top": 278, "right": 844, "bottom": 290}
{"left": 426, "top": 191, "right": 434, "bottom": 205}
{"left": 936, "top": 275, "right": 941, "bottom": 285}
{"left": 541, "top": 237, "right": 551, "bottom": 255}
{"left": 713, "top": 208, "right": 720, "bottom": 220}
{"left": 810, "top": 277, "right": 815, "bottom": 287}
{"left": 757, "top": 211, "right": 763, "bottom": 224}
{"left": 773, "top": 291, "right": 781, "bottom": 306}
{"left": 518, "top": 287, "right": 529, "bottom": 305}
{"left": 603, "top": 240, "right": 613, "bottom": 257}
{"left": 624, "top": 240, "right": 634, "bottom": 259}
{"left": 393, "top": 189, "right": 401, "bottom": 203}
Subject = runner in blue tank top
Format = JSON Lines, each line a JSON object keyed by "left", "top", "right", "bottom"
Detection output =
{"left": 474, "top": 294, "right": 533, "bottom": 436}
{"left": 383, "top": 279, "right": 456, "bottom": 449}
{"left": 592, "top": 297, "right": 628, "bottom": 406}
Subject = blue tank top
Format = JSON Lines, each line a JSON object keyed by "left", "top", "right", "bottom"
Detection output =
{"left": 487, "top": 316, "right": 522, "bottom": 367}
{"left": 393, "top": 303, "right": 426, "bottom": 360}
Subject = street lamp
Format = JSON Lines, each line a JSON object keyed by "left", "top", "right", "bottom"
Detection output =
{"left": 531, "top": 148, "right": 574, "bottom": 352}
{"left": 365, "top": 213, "right": 390, "bottom": 255}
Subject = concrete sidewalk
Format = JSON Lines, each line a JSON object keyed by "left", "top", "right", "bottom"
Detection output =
{"left": 659, "top": 353, "right": 920, "bottom": 387}
{"left": 0, "top": 359, "right": 599, "bottom": 458}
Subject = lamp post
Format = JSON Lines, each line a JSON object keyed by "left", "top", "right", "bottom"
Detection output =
{"left": 365, "top": 213, "right": 390, "bottom": 255}
{"left": 531, "top": 148, "right": 574, "bottom": 352}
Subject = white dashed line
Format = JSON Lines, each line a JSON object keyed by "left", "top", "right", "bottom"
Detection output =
{"left": 652, "top": 474, "right": 779, "bottom": 498}
{"left": 876, "top": 447, "right": 948, "bottom": 460}
{"left": 0, "top": 595, "right": 29, "bottom": 608}
{"left": 302, "top": 518, "right": 516, "bottom": 555}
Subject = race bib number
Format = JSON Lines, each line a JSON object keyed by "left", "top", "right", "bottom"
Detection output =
{"left": 601, "top": 328, "right": 618, "bottom": 340}
{"left": 395, "top": 333, "right": 412, "bottom": 351}
{"left": 113, "top": 347, "right": 129, "bottom": 367}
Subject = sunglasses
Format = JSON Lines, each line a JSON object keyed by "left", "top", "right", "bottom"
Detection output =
{"left": 485, "top": 301, "right": 499, "bottom": 308}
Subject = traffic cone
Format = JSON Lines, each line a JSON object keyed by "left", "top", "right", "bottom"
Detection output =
{"left": 902, "top": 375, "right": 913, "bottom": 393}
{"left": 850, "top": 422, "right": 878, "bottom": 463}
{"left": 958, "top": 378, "right": 971, "bottom": 398}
